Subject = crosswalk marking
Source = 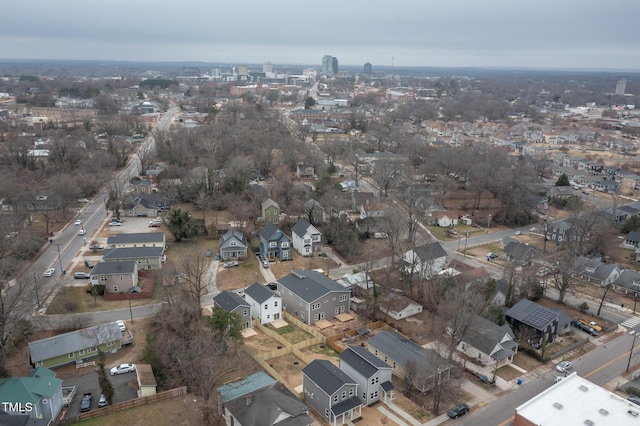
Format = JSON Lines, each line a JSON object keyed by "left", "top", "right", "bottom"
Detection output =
{"left": 621, "top": 316, "right": 640, "bottom": 329}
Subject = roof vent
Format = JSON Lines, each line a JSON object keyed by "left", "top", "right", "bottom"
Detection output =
{"left": 584, "top": 420, "right": 594, "bottom": 426}
{"left": 579, "top": 385, "right": 589, "bottom": 392}
{"left": 598, "top": 408, "right": 608, "bottom": 416}
{"left": 629, "top": 409, "right": 639, "bottom": 417}
{"left": 292, "top": 271, "right": 306, "bottom": 279}
{"left": 553, "top": 402, "right": 563, "bottom": 410}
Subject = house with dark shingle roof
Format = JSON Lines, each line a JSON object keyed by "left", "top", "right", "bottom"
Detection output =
{"left": 122, "top": 193, "right": 160, "bottom": 217}
{"left": 28, "top": 322, "right": 123, "bottom": 369}
{"left": 213, "top": 291, "right": 252, "bottom": 329}
{"left": 217, "top": 372, "right": 313, "bottom": 426}
{"left": 339, "top": 346, "right": 394, "bottom": 405}
{"left": 573, "top": 256, "right": 624, "bottom": 286}
{"left": 450, "top": 315, "right": 518, "bottom": 368}
{"left": 612, "top": 270, "right": 640, "bottom": 297}
{"left": 366, "top": 330, "right": 452, "bottom": 393}
{"left": 625, "top": 231, "right": 640, "bottom": 249}
{"left": 402, "top": 242, "right": 448, "bottom": 278}
{"left": 503, "top": 241, "right": 537, "bottom": 266}
{"left": 0, "top": 367, "right": 63, "bottom": 421}
{"left": 302, "top": 360, "right": 362, "bottom": 426}
{"left": 219, "top": 229, "right": 248, "bottom": 260}
{"left": 243, "top": 282, "right": 282, "bottom": 325}
{"left": 291, "top": 218, "right": 321, "bottom": 257}
{"left": 505, "top": 299, "right": 572, "bottom": 346}
{"left": 277, "top": 270, "right": 350, "bottom": 325}
{"left": 259, "top": 223, "right": 291, "bottom": 261}
{"left": 102, "top": 246, "right": 164, "bottom": 270}
{"left": 106, "top": 232, "right": 166, "bottom": 250}
{"left": 89, "top": 261, "right": 138, "bottom": 294}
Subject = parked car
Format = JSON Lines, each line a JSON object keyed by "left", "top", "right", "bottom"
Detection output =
{"left": 149, "top": 222, "right": 161, "bottom": 227}
{"left": 261, "top": 258, "right": 269, "bottom": 268}
{"left": 98, "top": 394, "right": 108, "bottom": 408}
{"left": 78, "top": 229, "right": 86, "bottom": 236}
{"left": 74, "top": 219, "right": 82, "bottom": 226}
{"left": 629, "top": 396, "right": 640, "bottom": 406}
{"left": 110, "top": 363, "right": 136, "bottom": 376}
{"left": 89, "top": 244, "right": 104, "bottom": 250}
{"left": 116, "top": 320, "right": 126, "bottom": 332}
{"left": 447, "top": 229, "right": 458, "bottom": 235}
{"left": 108, "top": 221, "right": 122, "bottom": 226}
{"left": 79, "top": 392, "right": 92, "bottom": 412}
{"left": 556, "top": 361, "right": 572, "bottom": 373}
{"left": 266, "top": 283, "right": 278, "bottom": 291}
{"left": 74, "top": 272, "right": 90, "bottom": 279}
{"left": 85, "top": 260, "right": 95, "bottom": 268}
{"left": 78, "top": 198, "right": 90, "bottom": 203}
{"left": 447, "top": 403, "right": 470, "bottom": 419}
{"left": 223, "top": 261, "right": 239, "bottom": 268}
{"left": 514, "top": 231, "right": 522, "bottom": 236}
{"left": 486, "top": 253, "right": 499, "bottom": 260}
{"left": 43, "top": 268, "right": 55, "bottom": 277}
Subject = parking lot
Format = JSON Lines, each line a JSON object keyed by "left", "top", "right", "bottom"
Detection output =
{"left": 63, "top": 366, "right": 138, "bottom": 416}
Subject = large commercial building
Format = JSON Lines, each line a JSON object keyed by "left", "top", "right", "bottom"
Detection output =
{"left": 616, "top": 79, "right": 627, "bottom": 95}
{"left": 514, "top": 372, "right": 640, "bottom": 426}
{"left": 322, "top": 55, "right": 338, "bottom": 75}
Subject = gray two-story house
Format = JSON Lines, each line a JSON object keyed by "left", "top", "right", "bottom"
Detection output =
{"left": 339, "top": 346, "right": 394, "bottom": 405}
{"left": 277, "top": 270, "right": 350, "bottom": 325}
{"left": 213, "top": 291, "right": 252, "bottom": 329}
{"left": 89, "top": 261, "right": 139, "bottom": 294}
{"left": 259, "top": 223, "right": 291, "bottom": 261}
{"left": 302, "top": 360, "right": 362, "bottom": 426}
{"left": 219, "top": 229, "right": 248, "bottom": 260}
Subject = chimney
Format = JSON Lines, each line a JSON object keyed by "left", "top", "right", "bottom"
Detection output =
{"left": 246, "top": 395, "right": 253, "bottom": 406}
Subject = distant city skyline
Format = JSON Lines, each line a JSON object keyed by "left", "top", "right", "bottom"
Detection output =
{"left": 1, "top": 0, "right": 640, "bottom": 71}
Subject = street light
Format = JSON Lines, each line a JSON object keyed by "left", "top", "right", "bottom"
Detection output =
{"left": 463, "top": 232, "right": 470, "bottom": 257}
{"left": 543, "top": 217, "right": 549, "bottom": 253}
{"left": 627, "top": 330, "right": 638, "bottom": 373}
{"left": 487, "top": 215, "right": 491, "bottom": 233}
{"left": 33, "top": 273, "right": 40, "bottom": 308}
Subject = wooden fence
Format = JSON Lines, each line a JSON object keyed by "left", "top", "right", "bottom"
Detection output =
{"left": 56, "top": 386, "right": 188, "bottom": 425}
{"left": 326, "top": 320, "right": 390, "bottom": 354}
{"left": 282, "top": 311, "right": 326, "bottom": 340}
{"left": 244, "top": 346, "right": 302, "bottom": 399}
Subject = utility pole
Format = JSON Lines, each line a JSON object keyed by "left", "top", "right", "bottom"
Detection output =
{"left": 128, "top": 295, "right": 134, "bottom": 324}
{"left": 627, "top": 331, "right": 638, "bottom": 373}
{"left": 55, "top": 244, "right": 65, "bottom": 275}
{"left": 33, "top": 273, "right": 40, "bottom": 308}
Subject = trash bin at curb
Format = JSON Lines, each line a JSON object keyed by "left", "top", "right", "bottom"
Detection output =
{"left": 517, "top": 377, "right": 523, "bottom": 385}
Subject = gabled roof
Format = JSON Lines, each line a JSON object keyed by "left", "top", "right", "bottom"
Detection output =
{"left": 0, "top": 373, "right": 63, "bottom": 405}
{"left": 412, "top": 242, "right": 447, "bottom": 262}
{"left": 505, "top": 299, "right": 571, "bottom": 331}
{"left": 380, "top": 293, "right": 421, "bottom": 313}
{"left": 90, "top": 260, "right": 137, "bottom": 276}
{"left": 244, "top": 282, "right": 279, "bottom": 304}
{"left": 458, "top": 315, "right": 516, "bottom": 358}
{"left": 220, "top": 229, "right": 247, "bottom": 249}
{"left": 261, "top": 198, "right": 280, "bottom": 210}
{"left": 278, "top": 270, "right": 348, "bottom": 303}
{"left": 367, "top": 331, "right": 449, "bottom": 381}
{"left": 260, "top": 223, "right": 289, "bottom": 242}
{"left": 107, "top": 232, "right": 165, "bottom": 245}
{"left": 339, "top": 346, "right": 391, "bottom": 379}
{"left": 291, "top": 218, "right": 319, "bottom": 238}
{"left": 627, "top": 231, "right": 640, "bottom": 242}
{"left": 28, "top": 322, "right": 122, "bottom": 363}
{"left": 213, "top": 291, "right": 250, "bottom": 312}
{"left": 302, "top": 359, "right": 357, "bottom": 395}
{"left": 503, "top": 242, "right": 537, "bottom": 261}
{"left": 102, "top": 247, "right": 164, "bottom": 261}
{"left": 614, "top": 270, "right": 640, "bottom": 291}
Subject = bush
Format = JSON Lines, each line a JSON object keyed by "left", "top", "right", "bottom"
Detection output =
{"left": 577, "top": 301, "right": 589, "bottom": 314}
{"left": 85, "top": 284, "right": 105, "bottom": 296}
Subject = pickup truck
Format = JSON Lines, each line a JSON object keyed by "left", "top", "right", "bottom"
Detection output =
{"left": 80, "top": 392, "right": 92, "bottom": 412}
{"left": 62, "top": 386, "right": 76, "bottom": 407}
{"left": 573, "top": 320, "right": 599, "bottom": 336}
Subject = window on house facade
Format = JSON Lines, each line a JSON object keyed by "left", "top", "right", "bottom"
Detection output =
{"left": 282, "top": 242, "right": 289, "bottom": 248}
{"left": 320, "top": 312, "right": 325, "bottom": 319}
{"left": 68, "top": 353, "right": 75, "bottom": 358}
{"left": 341, "top": 391, "right": 346, "bottom": 399}
{"left": 349, "top": 388, "right": 354, "bottom": 396}
{"left": 335, "top": 307, "right": 340, "bottom": 314}
{"left": 100, "top": 276, "right": 107, "bottom": 282}
{"left": 274, "top": 301, "right": 278, "bottom": 306}
{"left": 113, "top": 286, "right": 118, "bottom": 292}
{"left": 243, "top": 309, "right": 248, "bottom": 316}
{"left": 333, "top": 394, "right": 338, "bottom": 403}
{"left": 89, "top": 347, "right": 97, "bottom": 352}
{"left": 230, "top": 241, "right": 237, "bottom": 247}
{"left": 339, "top": 295, "right": 348, "bottom": 302}
{"left": 264, "top": 304, "right": 268, "bottom": 310}
{"left": 312, "top": 302, "right": 320, "bottom": 310}
{"left": 325, "top": 409, "right": 329, "bottom": 417}
{"left": 79, "top": 349, "right": 85, "bottom": 356}
{"left": 269, "top": 242, "right": 277, "bottom": 248}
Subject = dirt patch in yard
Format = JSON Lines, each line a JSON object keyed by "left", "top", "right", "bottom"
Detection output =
{"left": 269, "top": 251, "right": 339, "bottom": 279}
{"left": 267, "top": 354, "right": 307, "bottom": 387}
{"left": 243, "top": 329, "right": 284, "bottom": 353}
{"left": 496, "top": 364, "right": 522, "bottom": 382}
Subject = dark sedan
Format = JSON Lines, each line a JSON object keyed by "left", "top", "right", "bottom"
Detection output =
{"left": 447, "top": 403, "right": 470, "bottom": 419}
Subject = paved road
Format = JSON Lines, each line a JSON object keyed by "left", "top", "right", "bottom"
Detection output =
{"left": 35, "top": 303, "right": 166, "bottom": 330}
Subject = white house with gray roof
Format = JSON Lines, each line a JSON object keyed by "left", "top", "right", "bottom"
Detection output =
{"left": 213, "top": 291, "right": 252, "bottom": 329}
{"left": 277, "top": 270, "right": 350, "bottom": 325}
{"left": 450, "top": 315, "right": 518, "bottom": 368}
{"left": 102, "top": 246, "right": 164, "bottom": 270}
{"left": 28, "top": 322, "right": 123, "bottom": 368}
{"left": 402, "top": 242, "right": 448, "bottom": 278}
{"left": 302, "top": 360, "right": 362, "bottom": 426}
{"left": 106, "top": 232, "right": 166, "bottom": 250}
{"left": 339, "top": 346, "right": 394, "bottom": 405}
{"left": 291, "top": 218, "right": 321, "bottom": 256}
{"left": 90, "top": 261, "right": 138, "bottom": 294}
{"left": 243, "top": 282, "right": 282, "bottom": 324}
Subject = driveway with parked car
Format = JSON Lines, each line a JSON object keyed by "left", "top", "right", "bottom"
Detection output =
{"left": 63, "top": 368, "right": 137, "bottom": 416}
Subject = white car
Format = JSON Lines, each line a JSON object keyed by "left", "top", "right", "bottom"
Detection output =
{"left": 78, "top": 229, "right": 86, "bottom": 236}
{"left": 116, "top": 320, "right": 126, "bottom": 332}
{"left": 74, "top": 219, "right": 82, "bottom": 226}
{"left": 78, "top": 198, "right": 90, "bottom": 203}
{"left": 556, "top": 361, "right": 572, "bottom": 373}
{"left": 514, "top": 231, "right": 522, "bottom": 236}
{"left": 43, "top": 268, "right": 55, "bottom": 277}
{"left": 110, "top": 363, "right": 136, "bottom": 375}
{"left": 108, "top": 221, "right": 122, "bottom": 226}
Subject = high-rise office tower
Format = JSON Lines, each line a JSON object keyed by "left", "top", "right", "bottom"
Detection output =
{"left": 615, "top": 79, "right": 627, "bottom": 95}
{"left": 364, "top": 62, "right": 372, "bottom": 75}
{"left": 331, "top": 57, "right": 338, "bottom": 74}
{"left": 322, "top": 55, "right": 333, "bottom": 74}
{"left": 263, "top": 62, "right": 273, "bottom": 73}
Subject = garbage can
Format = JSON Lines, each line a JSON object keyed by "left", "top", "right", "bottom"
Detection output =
{"left": 517, "top": 377, "right": 523, "bottom": 385}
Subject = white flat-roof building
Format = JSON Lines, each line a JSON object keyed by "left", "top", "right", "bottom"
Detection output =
{"left": 514, "top": 372, "right": 640, "bottom": 426}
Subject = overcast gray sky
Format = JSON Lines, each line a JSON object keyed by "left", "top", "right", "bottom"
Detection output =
{"left": 2, "top": 0, "right": 639, "bottom": 70}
